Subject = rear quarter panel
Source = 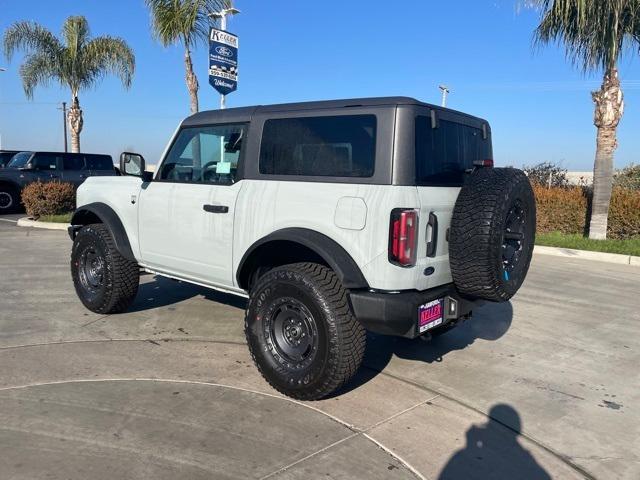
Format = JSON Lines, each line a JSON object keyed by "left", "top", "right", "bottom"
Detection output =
{"left": 233, "top": 181, "right": 450, "bottom": 291}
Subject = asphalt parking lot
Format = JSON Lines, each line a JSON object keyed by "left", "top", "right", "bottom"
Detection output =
{"left": 1, "top": 217, "right": 638, "bottom": 479}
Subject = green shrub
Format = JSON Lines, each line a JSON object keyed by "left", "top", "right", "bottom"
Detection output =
{"left": 532, "top": 184, "right": 640, "bottom": 239}
{"left": 608, "top": 188, "right": 640, "bottom": 239}
{"left": 21, "top": 181, "right": 75, "bottom": 218}
{"left": 614, "top": 164, "right": 640, "bottom": 191}
{"left": 532, "top": 184, "right": 587, "bottom": 234}
{"left": 524, "top": 162, "right": 569, "bottom": 188}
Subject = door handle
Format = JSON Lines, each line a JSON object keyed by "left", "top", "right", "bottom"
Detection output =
{"left": 426, "top": 212, "right": 438, "bottom": 257}
{"left": 203, "top": 204, "right": 229, "bottom": 214}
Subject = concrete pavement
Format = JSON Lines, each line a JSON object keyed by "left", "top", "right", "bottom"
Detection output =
{"left": 1, "top": 219, "right": 638, "bottom": 479}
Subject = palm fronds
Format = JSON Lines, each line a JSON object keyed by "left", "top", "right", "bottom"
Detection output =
{"left": 532, "top": 0, "right": 640, "bottom": 72}
{"left": 2, "top": 16, "right": 135, "bottom": 97}
{"left": 145, "top": 0, "right": 230, "bottom": 48}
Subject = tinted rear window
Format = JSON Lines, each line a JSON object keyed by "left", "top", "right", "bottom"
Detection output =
{"left": 259, "top": 115, "right": 376, "bottom": 177}
{"left": 415, "top": 116, "right": 491, "bottom": 186}
{"left": 63, "top": 154, "right": 84, "bottom": 170}
{"left": 85, "top": 155, "right": 113, "bottom": 170}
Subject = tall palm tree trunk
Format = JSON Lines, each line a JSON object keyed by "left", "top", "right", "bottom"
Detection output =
{"left": 185, "top": 49, "right": 199, "bottom": 114}
{"left": 67, "top": 96, "right": 84, "bottom": 153}
{"left": 589, "top": 68, "right": 624, "bottom": 240}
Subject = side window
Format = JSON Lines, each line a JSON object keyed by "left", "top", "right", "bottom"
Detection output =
{"left": 63, "top": 154, "right": 85, "bottom": 171}
{"left": 259, "top": 115, "right": 376, "bottom": 177}
{"left": 31, "top": 154, "right": 60, "bottom": 171}
{"left": 85, "top": 155, "right": 113, "bottom": 171}
{"left": 415, "top": 116, "right": 491, "bottom": 186}
{"left": 159, "top": 124, "right": 245, "bottom": 184}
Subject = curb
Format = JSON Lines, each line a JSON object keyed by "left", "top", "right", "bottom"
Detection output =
{"left": 534, "top": 245, "right": 640, "bottom": 267}
{"left": 16, "top": 217, "right": 70, "bottom": 231}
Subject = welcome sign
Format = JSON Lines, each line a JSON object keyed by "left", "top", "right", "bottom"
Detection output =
{"left": 209, "top": 28, "right": 238, "bottom": 95}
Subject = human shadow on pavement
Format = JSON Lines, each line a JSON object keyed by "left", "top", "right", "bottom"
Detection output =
{"left": 127, "top": 275, "right": 246, "bottom": 313}
{"left": 438, "top": 404, "right": 552, "bottom": 480}
{"left": 338, "top": 301, "right": 513, "bottom": 395}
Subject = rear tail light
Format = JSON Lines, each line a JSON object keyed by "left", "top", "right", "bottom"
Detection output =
{"left": 473, "top": 159, "right": 494, "bottom": 168}
{"left": 389, "top": 209, "right": 418, "bottom": 267}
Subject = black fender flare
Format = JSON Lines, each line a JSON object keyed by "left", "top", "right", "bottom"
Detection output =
{"left": 237, "top": 228, "right": 369, "bottom": 290}
{"left": 69, "top": 202, "right": 135, "bottom": 261}
{"left": 0, "top": 179, "right": 21, "bottom": 191}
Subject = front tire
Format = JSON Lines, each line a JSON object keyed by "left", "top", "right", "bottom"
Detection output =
{"left": 0, "top": 184, "right": 19, "bottom": 214}
{"left": 71, "top": 224, "right": 139, "bottom": 314}
{"left": 245, "top": 263, "right": 366, "bottom": 400}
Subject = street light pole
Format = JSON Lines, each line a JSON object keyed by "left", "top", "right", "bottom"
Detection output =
{"left": 208, "top": 6, "right": 240, "bottom": 110}
{"left": 439, "top": 84, "right": 450, "bottom": 108}
{"left": 60, "top": 102, "right": 68, "bottom": 152}
{"left": 219, "top": 13, "right": 228, "bottom": 110}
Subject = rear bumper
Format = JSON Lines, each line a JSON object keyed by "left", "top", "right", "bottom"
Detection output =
{"left": 348, "top": 283, "right": 480, "bottom": 339}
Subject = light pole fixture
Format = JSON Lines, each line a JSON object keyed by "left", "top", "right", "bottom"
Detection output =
{"left": 439, "top": 84, "right": 450, "bottom": 108}
{"left": 208, "top": 7, "right": 240, "bottom": 31}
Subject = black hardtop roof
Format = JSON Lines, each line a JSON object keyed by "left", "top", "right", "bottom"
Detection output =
{"left": 17, "top": 151, "right": 112, "bottom": 157}
{"left": 182, "top": 96, "right": 486, "bottom": 127}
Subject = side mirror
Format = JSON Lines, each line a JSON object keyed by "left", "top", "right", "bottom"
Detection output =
{"left": 120, "top": 152, "right": 146, "bottom": 178}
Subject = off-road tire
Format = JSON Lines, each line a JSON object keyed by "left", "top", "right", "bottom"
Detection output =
{"left": 71, "top": 224, "right": 139, "bottom": 314}
{"left": 245, "top": 262, "right": 366, "bottom": 400}
{"left": 0, "top": 184, "right": 19, "bottom": 214}
{"left": 449, "top": 168, "right": 536, "bottom": 302}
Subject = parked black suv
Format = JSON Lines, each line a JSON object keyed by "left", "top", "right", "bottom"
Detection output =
{"left": 0, "top": 151, "right": 115, "bottom": 213}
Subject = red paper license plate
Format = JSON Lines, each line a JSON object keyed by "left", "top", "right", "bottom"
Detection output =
{"left": 418, "top": 299, "right": 444, "bottom": 333}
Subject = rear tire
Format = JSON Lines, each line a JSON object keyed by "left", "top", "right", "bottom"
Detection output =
{"left": 245, "top": 262, "right": 366, "bottom": 400}
{"left": 71, "top": 224, "right": 139, "bottom": 313}
{"left": 0, "top": 184, "right": 19, "bottom": 214}
{"left": 449, "top": 168, "right": 536, "bottom": 302}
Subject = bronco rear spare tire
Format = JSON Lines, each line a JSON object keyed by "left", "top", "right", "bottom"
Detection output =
{"left": 449, "top": 168, "right": 536, "bottom": 302}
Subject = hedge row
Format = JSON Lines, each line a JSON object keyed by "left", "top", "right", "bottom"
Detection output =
{"left": 533, "top": 184, "right": 640, "bottom": 239}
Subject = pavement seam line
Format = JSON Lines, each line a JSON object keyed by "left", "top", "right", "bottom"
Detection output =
{"left": 0, "top": 423, "right": 218, "bottom": 475}
{"left": 0, "top": 338, "right": 247, "bottom": 351}
{"left": 80, "top": 315, "right": 110, "bottom": 328}
{"left": 0, "top": 378, "right": 426, "bottom": 478}
{"left": 0, "top": 218, "right": 18, "bottom": 223}
{"left": 361, "top": 432, "right": 428, "bottom": 480}
{"left": 258, "top": 432, "right": 360, "bottom": 480}
{"left": 0, "top": 378, "right": 356, "bottom": 429}
{"left": 361, "top": 394, "right": 440, "bottom": 433}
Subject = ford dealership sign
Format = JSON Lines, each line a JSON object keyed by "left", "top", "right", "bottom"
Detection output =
{"left": 209, "top": 28, "right": 238, "bottom": 95}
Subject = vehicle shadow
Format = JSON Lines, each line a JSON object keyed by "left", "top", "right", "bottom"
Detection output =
{"left": 127, "top": 275, "right": 246, "bottom": 313}
{"left": 339, "top": 301, "right": 513, "bottom": 395}
{"left": 438, "top": 403, "right": 552, "bottom": 480}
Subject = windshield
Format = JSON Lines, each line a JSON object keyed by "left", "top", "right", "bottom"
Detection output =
{"left": 7, "top": 152, "right": 32, "bottom": 169}
{"left": 0, "top": 152, "right": 17, "bottom": 167}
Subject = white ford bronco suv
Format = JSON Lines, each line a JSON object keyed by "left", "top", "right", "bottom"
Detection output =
{"left": 69, "top": 97, "right": 535, "bottom": 400}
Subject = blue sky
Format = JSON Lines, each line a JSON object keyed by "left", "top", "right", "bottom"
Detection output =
{"left": 1, "top": 0, "right": 639, "bottom": 169}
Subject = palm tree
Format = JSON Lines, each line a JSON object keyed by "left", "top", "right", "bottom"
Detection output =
{"left": 3, "top": 16, "right": 135, "bottom": 153}
{"left": 145, "top": 0, "right": 229, "bottom": 114}
{"left": 532, "top": 0, "right": 640, "bottom": 239}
